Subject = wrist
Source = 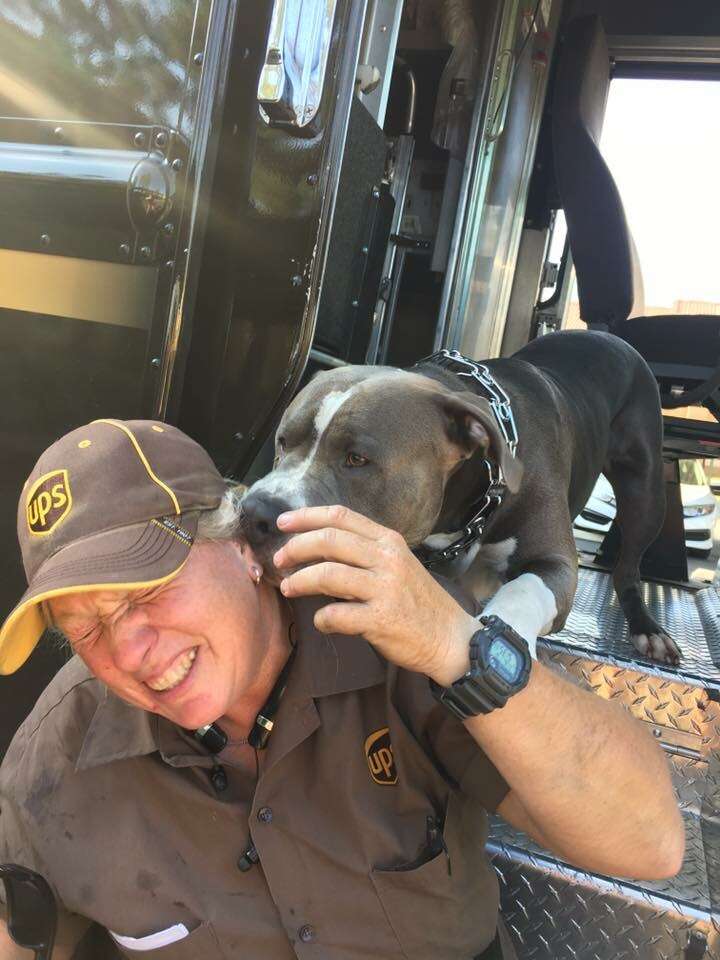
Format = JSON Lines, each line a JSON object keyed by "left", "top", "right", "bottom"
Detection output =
{"left": 427, "top": 613, "right": 477, "bottom": 687}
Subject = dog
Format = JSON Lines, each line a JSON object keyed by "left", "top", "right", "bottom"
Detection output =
{"left": 241, "top": 330, "right": 680, "bottom": 665}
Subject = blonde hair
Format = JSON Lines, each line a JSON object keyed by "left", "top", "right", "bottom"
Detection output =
{"left": 196, "top": 482, "right": 247, "bottom": 542}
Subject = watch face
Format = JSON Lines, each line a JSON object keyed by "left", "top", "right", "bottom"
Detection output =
{"left": 488, "top": 637, "right": 523, "bottom": 684}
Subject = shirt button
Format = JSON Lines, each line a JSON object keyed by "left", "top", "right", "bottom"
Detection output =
{"left": 298, "top": 924, "right": 315, "bottom": 943}
{"left": 257, "top": 806, "right": 273, "bottom": 823}
{"left": 209, "top": 766, "right": 227, "bottom": 792}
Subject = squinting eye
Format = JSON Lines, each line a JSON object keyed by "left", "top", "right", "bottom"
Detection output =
{"left": 345, "top": 452, "right": 369, "bottom": 468}
{"left": 69, "top": 627, "right": 98, "bottom": 650}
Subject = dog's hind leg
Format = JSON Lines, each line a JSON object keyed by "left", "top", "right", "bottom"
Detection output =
{"left": 605, "top": 449, "right": 681, "bottom": 665}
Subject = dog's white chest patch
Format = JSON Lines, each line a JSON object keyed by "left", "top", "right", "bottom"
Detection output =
{"left": 459, "top": 537, "right": 516, "bottom": 602}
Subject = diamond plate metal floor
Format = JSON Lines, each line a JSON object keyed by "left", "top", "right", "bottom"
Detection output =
{"left": 491, "top": 567, "right": 720, "bottom": 959}
{"left": 489, "top": 754, "right": 719, "bottom": 910}
{"left": 489, "top": 844, "right": 720, "bottom": 960}
{"left": 489, "top": 736, "right": 720, "bottom": 958}
{"left": 549, "top": 566, "right": 720, "bottom": 688}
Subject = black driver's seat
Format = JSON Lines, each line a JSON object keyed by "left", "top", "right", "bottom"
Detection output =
{"left": 552, "top": 14, "right": 720, "bottom": 443}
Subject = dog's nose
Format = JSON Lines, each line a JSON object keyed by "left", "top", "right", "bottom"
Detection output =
{"left": 241, "top": 492, "right": 290, "bottom": 544}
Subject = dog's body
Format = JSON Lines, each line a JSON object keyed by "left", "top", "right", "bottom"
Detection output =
{"left": 243, "top": 330, "right": 679, "bottom": 664}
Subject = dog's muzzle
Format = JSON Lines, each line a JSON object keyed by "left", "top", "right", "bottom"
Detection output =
{"left": 240, "top": 492, "right": 292, "bottom": 557}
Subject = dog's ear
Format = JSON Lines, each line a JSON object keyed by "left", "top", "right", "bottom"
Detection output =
{"left": 439, "top": 390, "right": 523, "bottom": 493}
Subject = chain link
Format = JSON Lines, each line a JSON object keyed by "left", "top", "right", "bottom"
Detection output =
{"left": 413, "top": 350, "right": 520, "bottom": 567}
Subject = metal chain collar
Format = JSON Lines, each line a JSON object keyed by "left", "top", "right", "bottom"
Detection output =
{"left": 413, "top": 349, "right": 519, "bottom": 567}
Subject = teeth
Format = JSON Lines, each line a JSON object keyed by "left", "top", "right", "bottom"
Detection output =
{"left": 147, "top": 648, "right": 197, "bottom": 692}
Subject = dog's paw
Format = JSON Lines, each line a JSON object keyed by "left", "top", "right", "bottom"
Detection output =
{"left": 630, "top": 631, "right": 681, "bottom": 666}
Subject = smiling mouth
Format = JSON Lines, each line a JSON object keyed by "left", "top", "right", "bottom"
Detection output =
{"left": 146, "top": 648, "right": 198, "bottom": 692}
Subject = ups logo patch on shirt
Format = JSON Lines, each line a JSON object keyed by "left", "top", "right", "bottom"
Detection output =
{"left": 27, "top": 470, "right": 72, "bottom": 535}
{"left": 364, "top": 727, "right": 398, "bottom": 785}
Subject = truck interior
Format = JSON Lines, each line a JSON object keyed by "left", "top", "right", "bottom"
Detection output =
{"left": 0, "top": 0, "right": 719, "bottom": 956}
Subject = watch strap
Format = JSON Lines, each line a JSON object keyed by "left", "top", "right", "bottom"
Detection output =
{"left": 430, "top": 615, "right": 531, "bottom": 720}
{"left": 428, "top": 675, "right": 506, "bottom": 720}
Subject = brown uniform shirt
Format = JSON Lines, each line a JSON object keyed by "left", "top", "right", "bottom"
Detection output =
{"left": 0, "top": 594, "right": 510, "bottom": 959}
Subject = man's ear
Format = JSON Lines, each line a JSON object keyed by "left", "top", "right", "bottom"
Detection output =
{"left": 439, "top": 390, "right": 523, "bottom": 493}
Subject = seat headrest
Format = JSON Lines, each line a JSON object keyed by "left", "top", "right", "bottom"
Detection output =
{"left": 553, "top": 15, "right": 644, "bottom": 328}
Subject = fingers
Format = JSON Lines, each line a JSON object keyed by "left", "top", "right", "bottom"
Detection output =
{"left": 277, "top": 505, "right": 387, "bottom": 540}
{"left": 313, "top": 602, "right": 368, "bottom": 636}
{"left": 274, "top": 528, "right": 374, "bottom": 571}
{"left": 281, "top": 562, "right": 375, "bottom": 602}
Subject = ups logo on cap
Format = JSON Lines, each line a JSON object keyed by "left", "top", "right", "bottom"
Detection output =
{"left": 27, "top": 470, "right": 72, "bottom": 536}
{"left": 364, "top": 727, "right": 397, "bottom": 785}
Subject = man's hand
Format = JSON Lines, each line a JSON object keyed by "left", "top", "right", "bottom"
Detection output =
{"left": 274, "top": 505, "right": 474, "bottom": 684}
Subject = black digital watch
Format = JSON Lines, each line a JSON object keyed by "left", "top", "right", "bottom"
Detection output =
{"left": 429, "top": 615, "right": 532, "bottom": 720}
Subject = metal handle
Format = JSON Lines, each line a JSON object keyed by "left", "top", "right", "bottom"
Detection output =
{"left": 0, "top": 141, "right": 176, "bottom": 264}
{"left": 258, "top": 0, "right": 339, "bottom": 131}
{"left": 486, "top": 48, "right": 516, "bottom": 143}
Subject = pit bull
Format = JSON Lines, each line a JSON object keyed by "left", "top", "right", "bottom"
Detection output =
{"left": 241, "top": 330, "right": 680, "bottom": 664}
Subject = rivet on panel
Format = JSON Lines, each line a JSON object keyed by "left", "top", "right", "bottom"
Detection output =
{"left": 134, "top": 131, "right": 146, "bottom": 147}
{"left": 165, "top": 260, "right": 175, "bottom": 270}
{"left": 193, "top": 52, "right": 204, "bottom": 66}
{"left": 119, "top": 243, "right": 131, "bottom": 258}
{"left": 172, "top": 158, "right": 183, "bottom": 172}
{"left": 53, "top": 126, "right": 64, "bottom": 141}
{"left": 351, "top": 299, "right": 359, "bottom": 308}
{"left": 140, "top": 245, "right": 152, "bottom": 259}
{"left": 151, "top": 357, "right": 161, "bottom": 368}
{"left": 155, "top": 131, "right": 168, "bottom": 148}
{"left": 40, "top": 234, "right": 51, "bottom": 246}
{"left": 306, "top": 173, "right": 318, "bottom": 186}
{"left": 163, "top": 222, "right": 175, "bottom": 236}
{"left": 291, "top": 274, "right": 303, "bottom": 287}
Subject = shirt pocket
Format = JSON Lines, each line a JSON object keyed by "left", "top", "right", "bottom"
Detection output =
{"left": 370, "top": 795, "right": 498, "bottom": 960}
{"left": 111, "top": 920, "right": 222, "bottom": 959}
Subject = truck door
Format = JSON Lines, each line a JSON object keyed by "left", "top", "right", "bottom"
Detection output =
{"left": 0, "top": 0, "right": 362, "bottom": 755}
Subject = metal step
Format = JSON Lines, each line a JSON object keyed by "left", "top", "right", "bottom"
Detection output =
{"left": 552, "top": 565, "right": 720, "bottom": 687}
{"left": 489, "top": 839, "right": 720, "bottom": 959}
{"left": 489, "top": 566, "right": 720, "bottom": 959}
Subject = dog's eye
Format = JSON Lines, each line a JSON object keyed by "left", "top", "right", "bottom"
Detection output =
{"left": 345, "top": 452, "right": 368, "bottom": 468}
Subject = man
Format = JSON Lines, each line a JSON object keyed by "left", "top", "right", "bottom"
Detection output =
{"left": 0, "top": 419, "right": 683, "bottom": 959}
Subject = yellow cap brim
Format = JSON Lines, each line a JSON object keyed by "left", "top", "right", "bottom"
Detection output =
{"left": 0, "top": 515, "right": 198, "bottom": 675}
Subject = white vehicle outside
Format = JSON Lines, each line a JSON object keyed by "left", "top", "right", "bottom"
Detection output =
{"left": 574, "top": 460, "right": 717, "bottom": 558}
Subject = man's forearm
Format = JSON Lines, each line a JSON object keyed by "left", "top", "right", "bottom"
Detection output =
{"left": 465, "top": 660, "right": 685, "bottom": 879}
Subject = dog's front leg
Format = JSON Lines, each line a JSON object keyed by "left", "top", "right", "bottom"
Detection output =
{"left": 481, "top": 556, "right": 577, "bottom": 658}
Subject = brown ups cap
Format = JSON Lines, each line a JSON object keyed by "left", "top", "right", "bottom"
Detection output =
{"left": 0, "top": 419, "right": 227, "bottom": 675}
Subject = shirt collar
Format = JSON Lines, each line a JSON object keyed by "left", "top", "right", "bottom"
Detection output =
{"left": 75, "top": 597, "right": 385, "bottom": 771}
{"left": 75, "top": 685, "right": 158, "bottom": 771}
{"left": 288, "top": 597, "right": 386, "bottom": 700}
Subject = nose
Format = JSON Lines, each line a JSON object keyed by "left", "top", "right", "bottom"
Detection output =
{"left": 241, "top": 492, "right": 291, "bottom": 545}
{"left": 108, "top": 609, "right": 157, "bottom": 675}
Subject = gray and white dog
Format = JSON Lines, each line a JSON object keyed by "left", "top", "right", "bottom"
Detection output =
{"left": 242, "top": 330, "right": 680, "bottom": 664}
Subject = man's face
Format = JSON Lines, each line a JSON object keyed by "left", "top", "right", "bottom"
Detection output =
{"left": 48, "top": 540, "right": 268, "bottom": 730}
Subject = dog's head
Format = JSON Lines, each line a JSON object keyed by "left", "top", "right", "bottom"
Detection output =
{"left": 241, "top": 365, "right": 522, "bottom": 579}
